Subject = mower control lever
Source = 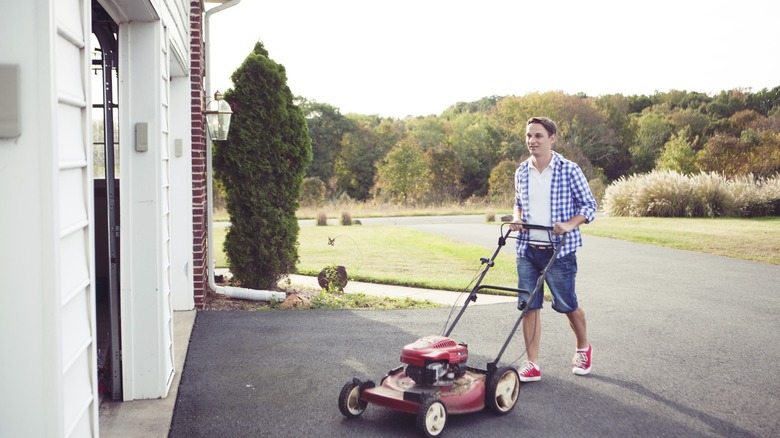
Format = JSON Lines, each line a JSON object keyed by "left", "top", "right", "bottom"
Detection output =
{"left": 479, "top": 257, "right": 494, "bottom": 267}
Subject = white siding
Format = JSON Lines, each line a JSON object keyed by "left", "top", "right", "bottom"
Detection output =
{"left": 158, "top": 0, "right": 190, "bottom": 77}
{"left": 1, "top": 0, "right": 59, "bottom": 434}
{"left": 1, "top": 0, "right": 191, "bottom": 434}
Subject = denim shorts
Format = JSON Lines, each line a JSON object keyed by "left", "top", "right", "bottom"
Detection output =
{"left": 517, "top": 248, "right": 578, "bottom": 313}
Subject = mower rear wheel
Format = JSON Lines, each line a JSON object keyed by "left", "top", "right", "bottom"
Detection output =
{"left": 416, "top": 397, "right": 447, "bottom": 437}
{"left": 338, "top": 380, "right": 367, "bottom": 418}
{"left": 486, "top": 366, "right": 520, "bottom": 415}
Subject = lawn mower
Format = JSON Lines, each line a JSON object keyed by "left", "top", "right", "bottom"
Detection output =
{"left": 337, "top": 223, "right": 567, "bottom": 437}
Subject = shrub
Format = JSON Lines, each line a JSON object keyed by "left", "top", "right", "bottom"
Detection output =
{"left": 316, "top": 211, "right": 328, "bottom": 226}
{"left": 484, "top": 212, "right": 495, "bottom": 222}
{"left": 340, "top": 211, "right": 352, "bottom": 226}
{"left": 214, "top": 42, "right": 312, "bottom": 289}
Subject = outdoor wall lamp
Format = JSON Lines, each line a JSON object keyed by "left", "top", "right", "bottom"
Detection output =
{"left": 204, "top": 90, "right": 232, "bottom": 141}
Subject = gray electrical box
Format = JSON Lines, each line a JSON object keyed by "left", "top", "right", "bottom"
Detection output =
{"left": 136, "top": 122, "right": 148, "bottom": 152}
{"left": 0, "top": 64, "right": 21, "bottom": 138}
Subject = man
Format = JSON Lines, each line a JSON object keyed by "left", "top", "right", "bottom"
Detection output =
{"left": 509, "top": 116, "right": 597, "bottom": 382}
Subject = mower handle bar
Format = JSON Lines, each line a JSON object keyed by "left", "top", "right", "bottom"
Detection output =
{"left": 443, "top": 224, "right": 567, "bottom": 340}
{"left": 501, "top": 222, "right": 562, "bottom": 246}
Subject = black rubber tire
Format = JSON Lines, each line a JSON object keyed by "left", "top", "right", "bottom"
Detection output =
{"left": 338, "top": 380, "right": 367, "bottom": 418}
{"left": 485, "top": 366, "right": 520, "bottom": 415}
{"left": 416, "top": 397, "right": 447, "bottom": 437}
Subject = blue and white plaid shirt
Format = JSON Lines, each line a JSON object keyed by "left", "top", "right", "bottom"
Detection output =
{"left": 514, "top": 151, "right": 597, "bottom": 258}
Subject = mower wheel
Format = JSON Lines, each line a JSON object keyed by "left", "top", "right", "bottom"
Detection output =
{"left": 486, "top": 366, "right": 520, "bottom": 415}
{"left": 338, "top": 379, "right": 368, "bottom": 418}
{"left": 416, "top": 397, "right": 447, "bottom": 437}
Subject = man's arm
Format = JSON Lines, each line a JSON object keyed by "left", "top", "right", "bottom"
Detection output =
{"left": 509, "top": 206, "right": 524, "bottom": 231}
{"left": 554, "top": 214, "right": 587, "bottom": 235}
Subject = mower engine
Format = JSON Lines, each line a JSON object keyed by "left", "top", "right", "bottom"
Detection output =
{"left": 399, "top": 335, "right": 468, "bottom": 386}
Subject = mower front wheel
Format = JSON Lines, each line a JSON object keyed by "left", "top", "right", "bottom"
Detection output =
{"left": 416, "top": 397, "right": 447, "bottom": 437}
{"left": 486, "top": 366, "right": 520, "bottom": 415}
{"left": 338, "top": 379, "right": 368, "bottom": 418}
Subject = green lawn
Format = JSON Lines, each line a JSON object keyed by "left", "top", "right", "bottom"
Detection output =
{"left": 213, "top": 216, "right": 780, "bottom": 292}
{"left": 296, "top": 225, "right": 519, "bottom": 293}
{"left": 584, "top": 216, "right": 780, "bottom": 265}
{"left": 214, "top": 223, "right": 520, "bottom": 293}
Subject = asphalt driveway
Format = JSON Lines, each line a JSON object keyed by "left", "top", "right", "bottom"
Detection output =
{"left": 170, "top": 224, "right": 780, "bottom": 437}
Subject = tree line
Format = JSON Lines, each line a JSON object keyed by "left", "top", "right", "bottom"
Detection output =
{"left": 213, "top": 40, "right": 777, "bottom": 289}
{"left": 299, "top": 87, "right": 780, "bottom": 206}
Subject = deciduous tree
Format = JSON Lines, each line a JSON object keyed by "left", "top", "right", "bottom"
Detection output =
{"left": 373, "top": 138, "right": 427, "bottom": 205}
{"left": 488, "top": 159, "right": 518, "bottom": 204}
{"left": 657, "top": 130, "right": 699, "bottom": 175}
{"left": 300, "top": 100, "right": 352, "bottom": 192}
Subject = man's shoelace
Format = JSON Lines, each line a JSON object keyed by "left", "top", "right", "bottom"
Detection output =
{"left": 573, "top": 351, "right": 589, "bottom": 367}
{"left": 520, "top": 362, "right": 538, "bottom": 374}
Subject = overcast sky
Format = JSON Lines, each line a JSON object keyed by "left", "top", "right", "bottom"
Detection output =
{"left": 207, "top": 0, "right": 780, "bottom": 118}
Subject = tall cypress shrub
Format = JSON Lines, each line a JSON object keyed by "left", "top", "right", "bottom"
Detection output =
{"left": 214, "top": 42, "right": 312, "bottom": 289}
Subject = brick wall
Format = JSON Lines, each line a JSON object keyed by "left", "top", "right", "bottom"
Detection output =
{"left": 190, "top": 0, "right": 207, "bottom": 308}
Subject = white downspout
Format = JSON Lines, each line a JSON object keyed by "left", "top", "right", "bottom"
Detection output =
{"left": 204, "top": 0, "right": 286, "bottom": 302}
{"left": 204, "top": 0, "right": 240, "bottom": 101}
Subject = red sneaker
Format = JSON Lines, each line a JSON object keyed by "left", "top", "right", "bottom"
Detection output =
{"left": 519, "top": 361, "right": 541, "bottom": 382}
{"left": 572, "top": 343, "right": 592, "bottom": 375}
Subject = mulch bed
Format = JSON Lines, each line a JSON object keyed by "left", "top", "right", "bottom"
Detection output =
{"left": 202, "top": 276, "right": 317, "bottom": 311}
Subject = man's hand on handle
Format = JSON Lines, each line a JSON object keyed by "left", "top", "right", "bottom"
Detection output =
{"left": 509, "top": 220, "right": 525, "bottom": 232}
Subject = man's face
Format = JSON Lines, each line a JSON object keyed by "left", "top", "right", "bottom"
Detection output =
{"left": 526, "top": 123, "right": 556, "bottom": 159}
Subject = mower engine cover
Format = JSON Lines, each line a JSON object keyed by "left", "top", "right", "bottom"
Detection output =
{"left": 400, "top": 335, "right": 468, "bottom": 367}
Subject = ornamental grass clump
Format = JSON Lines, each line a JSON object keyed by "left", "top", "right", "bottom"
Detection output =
{"left": 763, "top": 175, "right": 780, "bottom": 215}
{"left": 687, "top": 172, "right": 731, "bottom": 218}
{"left": 727, "top": 174, "right": 779, "bottom": 217}
{"left": 602, "top": 174, "right": 642, "bottom": 217}
{"left": 603, "top": 170, "right": 780, "bottom": 218}
{"left": 634, "top": 170, "right": 692, "bottom": 217}
{"left": 316, "top": 211, "right": 328, "bottom": 226}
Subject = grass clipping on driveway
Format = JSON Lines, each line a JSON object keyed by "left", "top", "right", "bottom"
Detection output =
{"left": 297, "top": 225, "right": 519, "bottom": 293}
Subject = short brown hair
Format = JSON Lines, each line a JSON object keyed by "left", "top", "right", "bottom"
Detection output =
{"left": 527, "top": 117, "right": 558, "bottom": 137}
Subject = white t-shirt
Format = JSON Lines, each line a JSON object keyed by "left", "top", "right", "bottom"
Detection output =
{"left": 526, "top": 163, "right": 553, "bottom": 244}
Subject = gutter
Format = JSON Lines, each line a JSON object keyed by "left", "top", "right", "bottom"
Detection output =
{"left": 204, "top": 0, "right": 286, "bottom": 302}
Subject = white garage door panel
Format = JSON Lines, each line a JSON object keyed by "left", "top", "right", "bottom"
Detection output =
{"left": 59, "top": 227, "right": 90, "bottom": 301}
{"left": 57, "top": 104, "right": 87, "bottom": 163}
{"left": 62, "top": 348, "right": 93, "bottom": 435}
{"left": 58, "top": 167, "right": 88, "bottom": 233}
{"left": 57, "top": 0, "right": 85, "bottom": 37}
{"left": 61, "top": 286, "right": 91, "bottom": 367}
{"left": 55, "top": 33, "right": 85, "bottom": 101}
